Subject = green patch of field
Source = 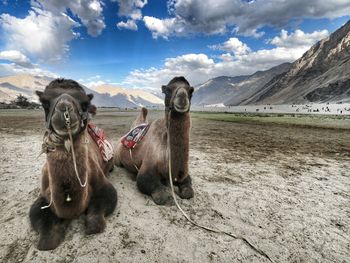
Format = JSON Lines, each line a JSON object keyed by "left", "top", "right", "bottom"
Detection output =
{"left": 191, "top": 112, "right": 350, "bottom": 130}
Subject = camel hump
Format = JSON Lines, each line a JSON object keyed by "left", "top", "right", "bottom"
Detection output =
{"left": 132, "top": 107, "right": 148, "bottom": 127}
{"left": 141, "top": 107, "right": 148, "bottom": 120}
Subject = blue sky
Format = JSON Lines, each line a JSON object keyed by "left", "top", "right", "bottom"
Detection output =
{"left": 0, "top": 0, "right": 349, "bottom": 90}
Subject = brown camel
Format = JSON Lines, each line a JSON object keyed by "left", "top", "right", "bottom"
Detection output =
{"left": 30, "top": 79, "right": 117, "bottom": 250}
{"left": 115, "top": 76, "right": 194, "bottom": 205}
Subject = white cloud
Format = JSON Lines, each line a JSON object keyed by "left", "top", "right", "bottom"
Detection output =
{"left": 0, "top": 50, "right": 33, "bottom": 68}
{"left": 115, "top": 0, "right": 147, "bottom": 16}
{"left": 143, "top": 16, "right": 184, "bottom": 39}
{"left": 0, "top": 49, "right": 58, "bottom": 78}
{"left": 117, "top": 19, "right": 138, "bottom": 30}
{"left": 0, "top": 62, "right": 58, "bottom": 78}
{"left": 33, "top": 0, "right": 106, "bottom": 37}
{"left": 124, "top": 29, "right": 328, "bottom": 89}
{"left": 124, "top": 54, "right": 215, "bottom": 90}
{"left": 0, "top": 0, "right": 106, "bottom": 64}
{"left": 270, "top": 29, "right": 329, "bottom": 48}
{"left": 144, "top": 0, "right": 350, "bottom": 38}
{"left": 209, "top": 38, "right": 251, "bottom": 55}
{"left": 115, "top": 0, "right": 147, "bottom": 31}
{"left": 83, "top": 80, "right": 107, "bottom": 87}
{"left": 0, "top": 9, "right": 79, "bottom": 63}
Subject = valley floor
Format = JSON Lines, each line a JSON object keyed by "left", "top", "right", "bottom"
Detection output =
{"left": 0, "top": 109, "right": 349, "bottom": 263}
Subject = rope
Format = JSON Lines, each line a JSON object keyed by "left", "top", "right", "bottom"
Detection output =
{"left": 40, "top": 108, "right": 88, "bottom": 209}
{"left": 166, "top": 111, "right": 274, "bottom": 263}
{"left": 67, "top": 126, "right": 88, "bottom": 188}
{"left": 40, "top": 190, "right": 53, "bottom": 210}
{"left": 129, "top": 148, "right": 139, "bottom": 172}
{"left": 65, "top": 109, "right": 88, "bottom": 188}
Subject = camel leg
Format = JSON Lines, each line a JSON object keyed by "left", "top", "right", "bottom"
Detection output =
{"left": 29, "top": 196, "right": 69, "bottom": 250}
{"left": 85, "top": 182, "right": 117, "bottom": 235}
{"left": 176, "top": 175, "right": 194, "bottom": 199}
{"left": 137, "top": 172, "right": 172, "bottom": 205}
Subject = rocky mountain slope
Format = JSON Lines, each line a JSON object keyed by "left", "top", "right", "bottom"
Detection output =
{"left": 0, "top": 74, "right": 163, "bottom": 107}
{"left": 242, "top": 20, "right": 350, "bottom": 104}
{"left": 192, "top": 63, "right": 291, "bottom": 106}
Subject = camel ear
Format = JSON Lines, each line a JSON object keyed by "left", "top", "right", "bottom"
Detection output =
{"left": 161, "top": 85, "right": 167, "bottom": 94}
{"left": 35, "top": 90, "right": 43, "bottom": 98}
{"left": 189, "top": 86, "right": 194, "bottom": 94}
{"left": 87, "top": 93, "right": 94, "bottom": 101}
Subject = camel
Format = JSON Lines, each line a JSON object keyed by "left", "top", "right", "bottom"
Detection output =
{"left": 29, "top": 79, "right": 117, "bottom": 250}
{"left": 115, "top": 76, "right": 194, "bottom": 205}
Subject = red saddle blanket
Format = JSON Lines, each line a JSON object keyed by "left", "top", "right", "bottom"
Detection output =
{"left": 121, "top": 123, "right": 150, "bottom": 149}
{"left": 88, "top": 123, "right": 113, "bottom": 162}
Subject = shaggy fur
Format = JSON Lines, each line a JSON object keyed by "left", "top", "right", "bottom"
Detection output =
{"left": 30, "top": 79, "right": 117, "bottom": 250}
{"left": 115, "top": 77, "right": 194, "bottom": 205}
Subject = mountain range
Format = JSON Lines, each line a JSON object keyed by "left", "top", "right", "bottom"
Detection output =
{"left": 192, "top": 63, "right": 292, "bottom": 106}
{"left": 0, "top": 75, "right": 163, "bottom": 107}
{"left": 193, "top": 20, "right": 350, "bottom": 106}
{"left": 1, "top": 20, "right": 349, "bottom": 107}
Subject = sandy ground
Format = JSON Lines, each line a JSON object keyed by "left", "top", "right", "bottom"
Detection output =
{"left": 0, "top": 109, "right": 349, "bottom": 263}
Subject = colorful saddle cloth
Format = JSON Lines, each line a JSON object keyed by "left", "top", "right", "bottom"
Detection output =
{"left": 88, "top": 123, "right": 114, "bottom": 162}
{"left": 121, "top": 123, "right": 150, "bottom": 149}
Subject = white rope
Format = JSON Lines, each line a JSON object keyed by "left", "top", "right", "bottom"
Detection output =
{"left": 40, "top": 109, "right": 88, "bottom": 209}
{"left": 166, "top": 111, "right": 274, "bottom": 263}
{"left": 129, "top": 148, "right": 139, "bottom": 171}
{"left": 40, "top": 190, "right": 53, "bottom": 210}
{"left": 68, "top": 127, "right": 88, "bottom": 188}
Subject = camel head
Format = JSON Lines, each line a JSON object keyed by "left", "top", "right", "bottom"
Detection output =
{"left": 36, "top": 79, "right": 94, "bottom": 137}
{"left": 162, "top": 76, "right": 194, "bottom": 113}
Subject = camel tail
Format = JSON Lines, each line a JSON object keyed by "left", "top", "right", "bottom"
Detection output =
{"left": 132, "top": 107, "right": 148, "bottom": 127}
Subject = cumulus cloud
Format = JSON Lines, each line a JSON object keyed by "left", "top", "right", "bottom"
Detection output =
{"left": 143, "top": 16, "right": 185, "bottom": 39}
{"left": 270, "top": 29, "right": 329, "bottom": 48}
{"left": 124, "top": 28, "right": 328, "bottom": 89}
{"left": 117, "top": 19, "right": 138, "bottom": 30}
{"left": 0, "top": 61, "right": 58, "bottom": 78}
{"left": 0, "top": 50, "right": 33, "bottom": 68}
{"left": 144, "top": 0, "right": 350, "bottom": 38}
{"left": 209, "top": 38, "right": 251, "bottom": 55}
{"left": 114, "top": 0, "right": 147, "bottom": 31}
{"left": 33, "top": 0, "right": 106, "bottom": 37}
{"left": 83, "top": 80, "right": 107, "bottom": 87}
{"left": 0, "top": 49, "right": 58, "bottom": 78}
{"left": 0, "top": 9, "right": 79, "bottom": 63}
{"left": 0, "top": 0, "right": 106, "bottom": 63}
{"left": 124, "top": 54, "right": 215, "bottom": 90}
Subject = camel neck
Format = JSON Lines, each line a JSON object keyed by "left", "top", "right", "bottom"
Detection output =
{"left": 46, "top": 129, "right": 88, "bottom": 162}
{"left": 166, "top": 111, "right": 191, "bottom": 177}
{"left": 46, "top": 129, "right": 89, "bottom": 211}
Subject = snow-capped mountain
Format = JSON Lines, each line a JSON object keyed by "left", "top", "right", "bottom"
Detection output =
{"left": 0, "top": 74, "right": 163, "bottom": 107}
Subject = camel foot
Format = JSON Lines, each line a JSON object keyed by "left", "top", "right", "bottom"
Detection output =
{"left": 37, "top": 223, "right": 66, "bottom": 250}
{"left": 151, "top": 188, "right": 173, "bottom": 205}
{"left": 85, "top": 214, "right": 106, "bottom": 235}
{"left": 29, "top": 196, "right": 68, "bottom": 250}
{"left": 178, "top": 186, "right": 194, "bottom": 199}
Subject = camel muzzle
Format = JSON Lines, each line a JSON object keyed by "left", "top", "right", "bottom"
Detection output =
{"left": 173, "top": 88, "right": 190, "bottom": 113}
{"left": 46, "top": 94, "right": 88, "bottom": 136}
